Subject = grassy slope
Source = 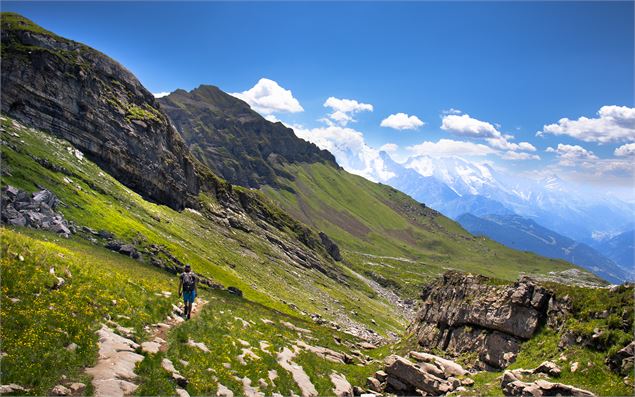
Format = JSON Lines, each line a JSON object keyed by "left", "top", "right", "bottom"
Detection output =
{"left": 262, "top": 162, "right": 590, "bottom": 299}
{"left": 0, "top": 116, "right": 409, "bottom": 393}
{"left": 2, "top": 228, "right": 404, "bottom": 396}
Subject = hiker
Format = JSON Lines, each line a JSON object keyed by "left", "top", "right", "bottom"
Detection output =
{"left": 178, "top": 264, "right": 198, "bottom": 320}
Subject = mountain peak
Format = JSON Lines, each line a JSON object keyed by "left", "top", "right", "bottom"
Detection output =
{"left": 158, "top": 86, "right": 337, "bottom": 188}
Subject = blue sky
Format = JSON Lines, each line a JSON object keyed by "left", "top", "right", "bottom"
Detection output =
{"left": 4, "top": 1, "right": 635, "bottom": 198}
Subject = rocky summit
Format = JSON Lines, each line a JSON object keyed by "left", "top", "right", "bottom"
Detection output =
{"left": 411, "top": 271, "right": 558, "bottom": 369}
{"left": 158, "top": 85, "right": 337, "bottom": 189}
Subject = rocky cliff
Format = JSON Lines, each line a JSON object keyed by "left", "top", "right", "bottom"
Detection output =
{"left": 1, "top": 13, "right": 200, "bottom": 210}
{"left": 158, "top": 85, "right": 337, "bottom": 188}
{"left": 411, "top": 272, "right": 561, "bottom": 369}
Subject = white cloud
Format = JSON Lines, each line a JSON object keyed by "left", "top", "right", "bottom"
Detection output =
{"left": 441, "top": 112, "right": 538, "bottom": 156}
{"left": 379, "top": 143, "right": 399, "bottom": 153}
{"left": 501, "top": 151, "right": 540, "bottom": 160}
{"left": 486, "top": 137, "right": 537, "bottom": 152}
{"left": 153, "top": 92, "right": 170, "bottom": 98}
{"left": 264, "top": 114, "right": 280, "bottom": 123}
{"left": 230, "top": 78, "right": 304, "bottom": 115}
{"left": 407, "top": 139, "right": 497, "bottom": 157}
{"left": 614, "top": 143, "right": 635, "bottom": 157}
{"left": 538, "top": 105, "right": 635, "bottom": 143}
{"left": 380, "top": 113, "right": 425, "bottom": 130}
{"left": 546, "top": 143, "right": 598, "bottom": 166}
{"left": 442, "top": 108, "right": 462, "bottom": 115}
{"left": 291, "top": 124, "right": 394, "bottom": 182}
{"left": 323, "top": 97, "right": 373, "bottom": 126}
{"left": 441, "top": 114, "right": 501, "bottom": 138}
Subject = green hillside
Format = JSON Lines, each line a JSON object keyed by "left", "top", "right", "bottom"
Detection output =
{"left": 262, "top": 162, "right": 593, "bottom": 299}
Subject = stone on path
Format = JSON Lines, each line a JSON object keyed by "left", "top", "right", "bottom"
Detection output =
{"left": 216, "top": 383, "right": 234, "bottom": 397}
{"left": 276, "top": 346, "right": 318, "bottom": 397}
{"left": 242, "top": 377, "right": 265, "bottom": 397}
{"left": 51, "top": 385, "right": 71, "bottom": 396}
{"left": 69, "top": 383, "right": 86, "bottom": 393}
{"left": 175, "top": 387, "right": 190, "bottom": 397}
{"left": 141, "top": 341, "right": 161, "bottom": 354}
{"left": 187, "top": 338, "right": 210, "bottom": 352}
{"left": 330, "top": 372, "right": 353, "bottom": 397}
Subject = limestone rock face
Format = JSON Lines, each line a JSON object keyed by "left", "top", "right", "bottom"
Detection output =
{"left": 1, "top": 13, "right": 200, "bottom": 210}
{"left": 411, "top": 272, "right": 556, "bottom": 369}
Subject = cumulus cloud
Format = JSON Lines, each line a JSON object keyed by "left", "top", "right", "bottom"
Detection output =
{"left": 407, "top": 139, "right": 497, "bottom": 157}
{"left": 379, "top": 143, "right": 399, "bottom": 153}
{"left": 538, "top": 105, "right": 635, "bottom": 143}
{"left": 442, "top": 108, "right": 462, "bottom": 115}
{"left": 153, "top": 92, "right": 171, "bottom": 98}
{"left": 546, "top": 143, "right": 598, "bottom": 166}
{"left": 291, "top": 124, "right": 394, "bottom": 182}
{"left": 323, "top": 97, "right": 373, "bottom": 126}
{"left": 486, "top": 137, "right": 537, "bottom": 152}
{"left": 441, "top": 114, "right": 501, "bottom": 138}
{"left": 501, "top": 151, "right": 540, "bottom": 160}
{"left": 614, "top": 143, "right": 635, "bottom": 157}
{"left": 230, "top": 78, "right": 304, "bottom": 115}
{"left": 380, "top": 113, "right": 425, "bottom": 130}
{"left": 440, "top": 112, "right": 538, "bottom": 157}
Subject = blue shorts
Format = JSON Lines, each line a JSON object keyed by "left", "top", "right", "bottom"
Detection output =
{"left": 183, "top": 290, "right": 196, "bottom": 303}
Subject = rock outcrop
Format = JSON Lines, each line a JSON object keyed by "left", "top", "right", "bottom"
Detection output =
{"left": 365, "top": 353, "right": 469, "bottom": 396}
{"left": 501, "top": 370, "right": 595, "bottom": 397}
{"left": 1, "top": 13, "right": 200, "bottom": 210}
{"left": 158, "top": 85, "right": 337, "bottom": 189}
{"left": 1, "top": 185, "right": 73, "bottom": 237}
{"left": 607, "top": 341, "right": 634, "bottom": 376}
{"left": 411, "top": 272, "right": 556, "bottom": 369}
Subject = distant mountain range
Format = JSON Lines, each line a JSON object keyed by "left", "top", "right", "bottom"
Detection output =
{"left": 457, "top": 213, "right": 632, "bottom": 284}
{"left": 360, "top": 151, "right": 635, "bottom": 283}
{"left": 592, "top": 230, "right": 634, "bottom": 277}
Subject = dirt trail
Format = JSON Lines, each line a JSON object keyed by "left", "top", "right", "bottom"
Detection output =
{"left": 86, "top": 297, "right": 207, "bottom": 397}
{"left": 149, "top": 298, "right": 207, "bottom": 352}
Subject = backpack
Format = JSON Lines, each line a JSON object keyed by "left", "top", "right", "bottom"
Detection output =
{"left": 182, "top": 272, "right": 196, "bottom": 292}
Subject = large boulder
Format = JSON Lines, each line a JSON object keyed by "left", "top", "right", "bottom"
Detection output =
{"left": 501, "top": 370, "right": 595, "bottom": 397}
{"left": 372, "top": 354, "right": 462, "bottom": 395}
{"left": 411, "top": 272, "right": 556, "bottom": 369}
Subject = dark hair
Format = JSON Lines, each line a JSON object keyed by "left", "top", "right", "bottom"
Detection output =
{"left": 185, "top": 264, "right": 191, "bottom": 269}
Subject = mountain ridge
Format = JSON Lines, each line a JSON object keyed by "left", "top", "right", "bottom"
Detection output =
{"left": 158, "top": 85, "right": 338, "bottom": 189}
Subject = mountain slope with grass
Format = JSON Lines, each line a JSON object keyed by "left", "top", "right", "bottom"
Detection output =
{"left": 158, "top": 85, "right": 599, "bottom": 295}
{"left": 1, "top": 12, "right": 629, "bottom": 397}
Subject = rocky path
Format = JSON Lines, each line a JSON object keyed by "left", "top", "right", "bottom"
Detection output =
{"left": 85, "top": 298, "right": 207, "bottom": 397}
